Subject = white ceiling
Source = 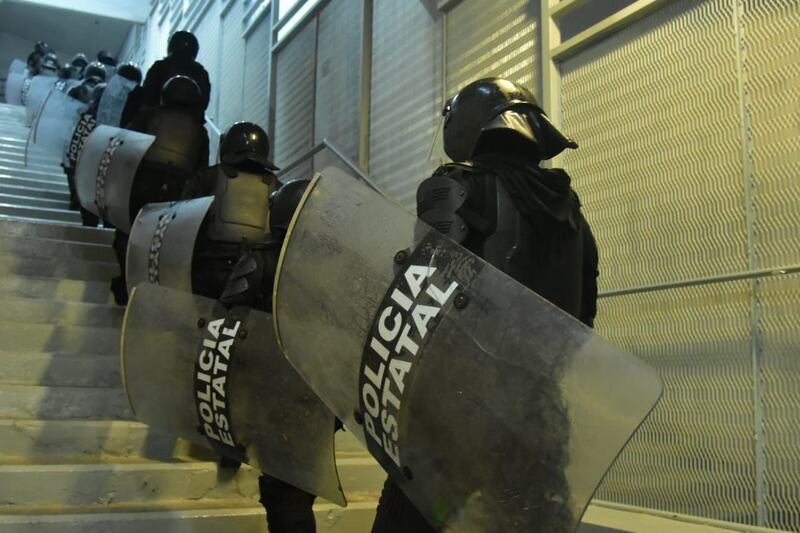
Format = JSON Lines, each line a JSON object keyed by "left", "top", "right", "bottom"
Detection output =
{"left": 0, "top": 0, "right": 144, "bottom": 60}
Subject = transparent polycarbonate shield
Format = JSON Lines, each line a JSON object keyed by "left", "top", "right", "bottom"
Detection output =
{"left": 8, "top": 59, "right": 25, "bottom": 76}
{"left": 121, "top": 283, "right": 345, "bottom": 505}
{"left": 126, "top": 196, "right": 215, "bottom": 294}
{"left": 24, "top": 75, "right": 57, "bottom": 125}
{"left": 273, "top": 168, "right": 663, "bottom": 532}
{"left": 74, "top": 125, "right": 155, "bottom": 232}
{"left": 27, "top": 90, "right": 88, "bottom": 159}
{"left": 97, "top": 75, "right": 137, "bottom": 127}
{"left": 5, "top": 71, "right": 26, "bottom": 106}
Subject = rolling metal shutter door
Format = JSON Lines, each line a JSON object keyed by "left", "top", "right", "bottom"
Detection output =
{"left": 273, "top": 19, "right": 316, "bottom": 181}
{"left": 561, "top": 0, "right": 754, "bottom": 523}
{"left": 313, "top": 0, "right": 362, "bottom": 172}
{"left": 194, "top": 0, "right": 222, "bottom": 123}
{"left": 243, "top": 11, "right": 271, "bottom": 133}
{"left": 369, "top": 0, "right": 442, "bottom": 210}
{"left": 218, "top": 1, "right": 246, "bottom": 131}
{"left": 445, "top": 0, "right": 537, "bottom": 97}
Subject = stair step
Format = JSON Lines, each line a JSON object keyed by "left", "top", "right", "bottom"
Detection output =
{"left": 0, "top": 298, "right": 121, "bottom": 327}
{"left": 0, "top": 166, "right": 67, "bottom": 182}
{"left": 0, "top": 217, "right": 112, "bottom": 245}
{"left": 0, "top": 174, "right": 69, "bottom": 192}
{"left": 0, "top": 502, "right": 379, "bottom": 533}
{"left": 0, "top": 321, "right": 119, "bottom": 354}
{"left": 0, "top": 234, "right": 116, "bottom": 263}
{"left": 0, "top": 384, "right": 131, "bottom": 420}
{"left": 0, "top": 252, "right": 119, "bottom": 282}
{"left": 0, "top": 204, "right": 81, "bottom": 224}
{"left": 0, "top": 193, "right": 69, "bottom": 210}
{"left": 0, "top": 275, "right": 116, "bottom": 304}
{"left": 0, "top": 420, "right": 366, "bottom": 464}
{"left": 0, "top": 157, "right": 62, "bottom": 174}
{"left": 0, "top": 150, "right": 60, "bottom": 168}
{"left": 0, "top": 184, "right": 70, "bottom": 202}
{"left": 0, "top": 352, "right": 120, "bottom": 387}
{"left": 0, "top": 458, "right": 382, "bottom": 508}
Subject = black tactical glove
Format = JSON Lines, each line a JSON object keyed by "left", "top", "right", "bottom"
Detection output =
{"left": 219, "top": 238, "right": 266, "bottom": 309}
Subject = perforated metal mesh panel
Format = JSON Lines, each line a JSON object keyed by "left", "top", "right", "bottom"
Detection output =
{"left": 594, "top": 281, "right": 756, "bottom": 524}
{"left": 218, "top": 1, "right": 246, "bottom": 130}
{"left": 560, "top": 0, "right": 800, "bottom": 527}
{"left": 369, "top": 0, "right": 442, "bottom": 210}
{"left": 274, "top": 19, "right": 316, "bottom": 181}
{"left": 243, "top": 12, "right": 271, "bottom": 132}
{"left": 562, "top": 0, "right": 747, "bottom": 293}
{"left": 445, "top": 0, "right": 537, "bottom": 96}
{"left": 743, "top": 2, "right": 800, "bottom": 530}
{"left": 313, "top": 0, "right": 362, "bottom": 172}
{"left": 194, "top": 0, "right": 222, "bottom": 122}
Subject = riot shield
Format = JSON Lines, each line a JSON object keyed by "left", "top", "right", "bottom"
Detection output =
{"left": 27, "top": 90, "right": 88, "bottom": 160}
{"left": 24, "top": 75, "right": 57, "bottom": 126}
{"left": 5, "top": 71, "right": 26, "bottom": 106}
{"left": 121, "top": 283, "right": 344, "bottom": 505}
{"left": 7, "top": 59, "right": 25, "bottom": 76}
{"left": 96, "top": 75, "right": 137, "bottom": 127}
{"left": 74, "top": 125, "right": 155, "bottom": 232}
{"left": 273, "top": 167, "right": 663, "bottom": 532}
{"left": 126, "top": 196, "right": 215, "bottom": 294}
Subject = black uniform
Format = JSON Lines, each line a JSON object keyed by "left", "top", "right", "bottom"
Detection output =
{"left": 139, "top": 57, "right": 211, "bottom": 119}
{"left": 372, "top": 77, "right": 599, "bottom": 532}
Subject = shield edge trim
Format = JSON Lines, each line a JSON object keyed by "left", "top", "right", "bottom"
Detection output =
{"left": 119, "top": 284, "right": 141, "bottom": 418}
{"left": 272, "top": 172, "right": 322, "bottom": 351}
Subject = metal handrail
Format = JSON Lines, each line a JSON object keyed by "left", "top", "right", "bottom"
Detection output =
{"left": 275, "top": 139, "right": 386, "bottom": 197}
{"left": 204, "top": 114, "right": 222, "bottom": 137}
{"left": 598, "top": 263, "right": 800, "bottom": 299}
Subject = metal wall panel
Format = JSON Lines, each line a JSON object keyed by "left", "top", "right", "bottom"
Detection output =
{"left": 742, "top": 2, "right": 800, "bottom": 530}
{"left": 369, "top": 0, "right": 442, "bottom": 209}
{"left": 561, "top": 0, "right": 747, "bottom": 293}
{"left": 218, "top": 1, "right": 246, "bottom": 131}
{"left": 595, "top": 282, "right": 756, "bottom": 524}
{"left": 313, "top": 0, "right": 362, "bottom": 172}
{"left": 273, "top": 19, "right": 316, "bottom": 181}
{"left": 445, "top": 0, "right": 537, "bottom": 97}
{"left": 194, "top": 0, "right": 222, "bottom": 123}
{"left": 243, "top": 12, "right": 271, "bottom": 132}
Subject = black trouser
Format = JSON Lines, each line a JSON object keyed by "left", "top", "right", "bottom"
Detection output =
{"left": 372, "top": 479, "right": 435, "bottom": 533}
{"left": 64, "top": 166, "right": 99, "bottom": 226}
{"left": 110, "top": 230, "right": 129, "bottom": 305}
{"left": 259, "top": 474, "right": 317, "bottom": 533}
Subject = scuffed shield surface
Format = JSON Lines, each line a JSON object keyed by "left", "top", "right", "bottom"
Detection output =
{"left": 27, "top": 90, "right": 88, "bottom": 159}
{"left": 5, "top": 60, "right": 26, "bottom": 106}
{"left": 24, "top": 75, "right": 57, "bottom": 125}
{"left": 126, "top": 196, "right": 215, "bottom": 294}
{"left": 273, "top": 167, "right": 663, "bottom": 532}
{"left": 121, "top": 283, "right": 345, "bottom": 505}
{"left": 97, "top": 75, "right": 138, "bottom": 127}
{"left": 74, "top": 125, "right": 155, "bottom": 232}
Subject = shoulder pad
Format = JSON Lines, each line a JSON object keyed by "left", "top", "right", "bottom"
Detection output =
{"left": 416, "top": 175, "right": 469, "bottom": 243}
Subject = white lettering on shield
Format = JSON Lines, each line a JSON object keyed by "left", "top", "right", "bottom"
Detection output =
{"left": 196, "top": 318, "right": 240, "bottom": 447}
{"left": 361, "top": 264, "right": 458, "bottom": 467}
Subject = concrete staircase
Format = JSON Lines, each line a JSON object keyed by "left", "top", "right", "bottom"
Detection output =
{"left": 0, "top": 101, "right": 758, "bottom": 533}
{"left": 0, "top": 102, "right": 382, "bottom": 532}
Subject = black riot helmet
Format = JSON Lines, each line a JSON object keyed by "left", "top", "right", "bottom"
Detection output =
{"left": 41, "top": 51, "right": 60, "bottom": 72}
{"left": 83, "top": 61, "right": 107, "bottom": 83}
{"left": 168, "top": 31, "right": 199, "bottom": 61}
{"left": 220, "top": 122, "right": 278, "bottom": 172}
{"left": 160, "top": 75, "right": 202, "bottom": 108}
{"left": 269, "top": 179, "right": 310, "bottom": 237}
{"left": 71, "top": 53, "right": 89, "bottom": 70}
{"left": 443, "top": 77, "right": 578, "bottom": 162}
{"left": 116, "top": 62, "right": 142, "bottom": 84}
{"left": 97, "top": 50, "right": 117, "bottom": 67}
{"left": 34, "top": 41, "right": 51, "bottom": 55}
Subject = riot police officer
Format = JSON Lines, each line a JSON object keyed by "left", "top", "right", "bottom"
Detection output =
{"left": 110, "top": 75, "right": 210, "bottom": 305}
{"left": 182, "top": 122, "right": 319, "bottom": 532}
{"left": 371, "top": 77, "right": 600, "bottom": 532}
{"left": 66, "top": 62, "right": 107, "bottom": 104}
{"left": 63, "top": 53, "right": 89, "bottom": 80}
{"left": 137, "top": 31, "right": 211, "bottom": 121}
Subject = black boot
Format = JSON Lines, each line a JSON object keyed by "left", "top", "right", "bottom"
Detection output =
{"left": 259, "top": 474, "right": 317, "bottom": 533}
{"left": 110, "top": 275, "right": 128, "bottom": 306}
